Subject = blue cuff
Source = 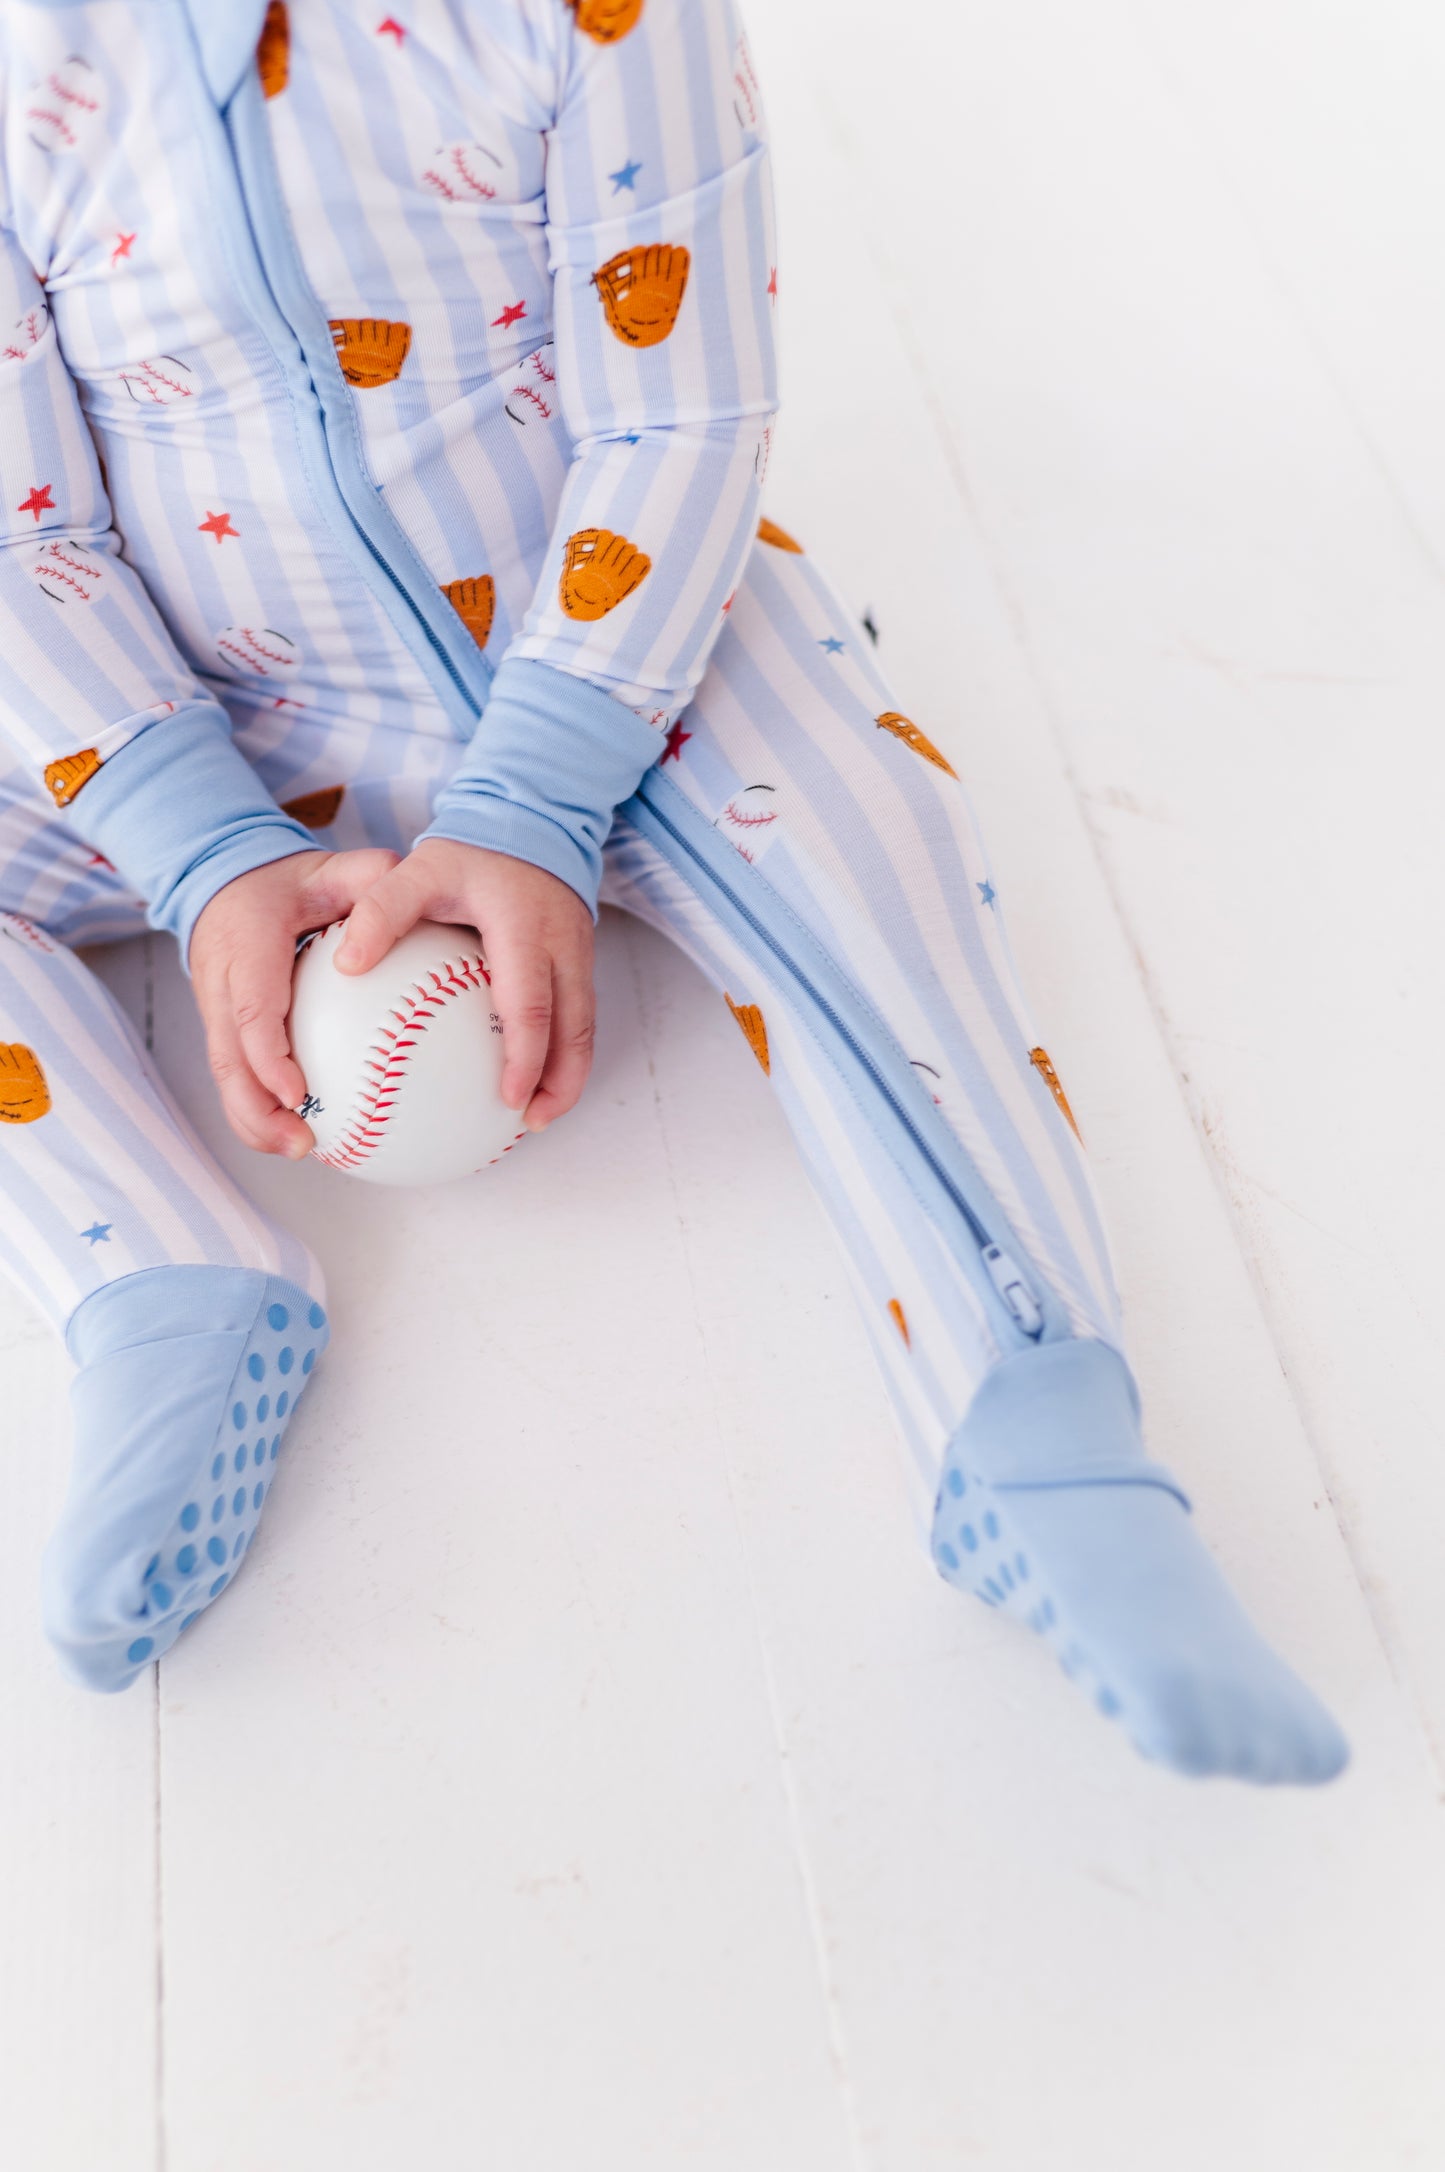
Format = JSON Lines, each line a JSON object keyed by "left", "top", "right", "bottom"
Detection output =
{"left": 418, "top": 656, "right": 666, "bottom": 915}
{"left": 72, "top": 701, "right": 318, "bottom": 964}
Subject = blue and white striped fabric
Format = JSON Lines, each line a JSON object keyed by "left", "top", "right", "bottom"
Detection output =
{"left": 0, "top": 0, "right": 777, "bottom": 938}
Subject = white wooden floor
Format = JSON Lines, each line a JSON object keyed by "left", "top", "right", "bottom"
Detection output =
{"left": 6, "top": 3, "right": 1445, "bottom": 2165}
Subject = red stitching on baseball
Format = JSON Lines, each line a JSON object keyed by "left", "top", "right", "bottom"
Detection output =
{"left": 509, "top": 380, "right": 553, "bottom": 420}
{"left": 722, "top": 806, "right": 777, "bottom": 828}
{"left": 218, "top": 630, "right": 294, "bottom": 671}
{"left": 26, "top": 106, "right": 75, "bottom": 146}
{"left": 42, "top": 543, "right": 98, "bottom": 579}
{"left": 314, "top": 948, "right": 508, "bottom": 1171}
{"left": 46, "top": 68, "right": 99, "bottom": 112}
{"left": 526, "top": 350, "right": 557, "bottom": 385}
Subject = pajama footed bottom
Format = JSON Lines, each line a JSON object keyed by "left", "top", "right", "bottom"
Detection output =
{"left": 933, "top": 1341, "right": 1349, "bottom": 1784}
{"left": 43, "top": 1264, "right": 328, "bottom": 1692}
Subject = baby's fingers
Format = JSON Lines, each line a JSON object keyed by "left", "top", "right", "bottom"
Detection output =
{"left": 206, "top": 1010, "right": 312, "bottom": 1160}
{"left": 334, "top": 862, "right": 426, "bottom": 975}
{"left": 524, "top": 955, "right": 596, "bottom": 1131}
{"left": 488, "top": 937, "right": 553, "bottom": 1113}
{"left": 231, "top": 939, "right": 308, "bottom": 1117}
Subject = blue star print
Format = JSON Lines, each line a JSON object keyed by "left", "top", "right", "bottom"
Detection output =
{"left": 609, "top": 159, "right": 643, "bottom": 193}
{"left": 819, "top": 636, "right": 845, "bottom": 655}
{"left": 80, "top": 1222, "right": 112, "bottom": 1244}
{"left": 977, "top": 880, "right": 997, "bottom": 908}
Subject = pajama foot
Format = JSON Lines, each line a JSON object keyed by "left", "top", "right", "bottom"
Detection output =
{"left": 933, "top": 1341, "right": 1349, "bottom": 1786}
{"left": 42, "top": 1266, "right": 328, "bottom": 1692}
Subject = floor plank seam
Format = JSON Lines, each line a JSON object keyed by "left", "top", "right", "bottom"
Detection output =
{"left": 619, "top": 920, "right": 875, "bottom": 2172}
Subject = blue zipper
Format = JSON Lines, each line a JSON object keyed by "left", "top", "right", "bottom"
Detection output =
{"left": 628, "top": 776, "right": 1054, "bottom": 1354}
{"left": 202, "top": 66, "right": 489, "bottom": 733}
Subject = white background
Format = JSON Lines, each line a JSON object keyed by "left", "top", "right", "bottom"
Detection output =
{"left": 4, "top": 2, "right": 1445, "bottom": 2165}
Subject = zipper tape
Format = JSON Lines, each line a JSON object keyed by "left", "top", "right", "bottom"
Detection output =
{"left": 626, "top": 769, "right": 1071, "bottom": 1355}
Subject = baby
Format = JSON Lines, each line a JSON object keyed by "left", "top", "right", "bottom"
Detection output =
{"left": 0, "top": 0, "right": 1346, "bottom": 1782}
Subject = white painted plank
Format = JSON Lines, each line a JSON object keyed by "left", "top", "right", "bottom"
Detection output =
{"left": 0, "top": 1257, "right": 158, "bottom": 2172}
{"left": 133, "top": 922, "right": 859, "bottom": 2171}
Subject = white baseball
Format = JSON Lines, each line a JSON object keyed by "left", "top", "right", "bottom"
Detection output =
{"left": 420, "top": 141, "right": 504, "bottom": 203}
{"left": 24, "top": 55, "right": 102, "bottom": 155}
{"left": 287, "top": 920, "right": 526, "bottom": 1188}
{"left": 116, "top": 354, "right": 197, "bottom": 407}
{"left": 714, "top": 782, "right": 783, "bottom": 863}
{"left": 28, "top": 536, "right": 106, "bottom": 604}
{"left": 215, "top": 625, "right": 301, "bottom": 679}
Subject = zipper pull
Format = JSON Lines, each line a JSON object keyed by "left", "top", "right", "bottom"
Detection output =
{"left": 983, "top": 1244, "right": 1045, "bottom": 1338}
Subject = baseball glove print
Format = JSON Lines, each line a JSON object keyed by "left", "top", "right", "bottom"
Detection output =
{"left": 724, "top": 995, "right": 771, "bottom": 1076}
{"left": 0, "top": 1043, "right": 51, "bottom": 1124}
{"left": 757, "top": 516, "right": 804, "bottom": 554}
{"left": 329, "top": 318, "right": 412, "bottom": 389}
{"left": 568, "top": 0, "right": 645, "bottom": 44}
{"left": 875, "top": 712, "right": 958, "bottom": 779}
{"left": 43, "top": 747, "right": 102, "bottom": 807}
{"left": 443, "top": 574, "right": 496, "bottom": 651}
{"left": 257, "top": 0, "right": 289, "bottom": 96}
{"left": 559, "top": 529, "right": 651, "bottom": 621}
{"left": 281, "top": 785, "right": 346, "bottom": 830}
{"left": 593, "top": 245, "right": 691, "bottom": 349}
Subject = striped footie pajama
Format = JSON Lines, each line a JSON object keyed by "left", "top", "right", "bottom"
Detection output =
{"left": 0, "top": 0, "right": 1345, "bottom": 1777}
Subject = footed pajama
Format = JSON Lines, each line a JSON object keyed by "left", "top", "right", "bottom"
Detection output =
{"left": 0, "top": 0, "right": 1346, "bottom": 1778}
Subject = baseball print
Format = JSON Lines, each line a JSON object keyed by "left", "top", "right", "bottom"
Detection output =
{"left": 592, "top": 245, "right": 691, "bottom": 349}
{"left": 115, "top": 355, "right": 198, "bottom": 407}
{"left": 43, "top": 749, "right": 102, "bottom": 807}
{"left": 257, "top": 1, "right": 289, "bottom": 98}
{"left": 24, "top": 54, "right": 102, "bottom": 156}
{"left": 3, "top": 301, "right": 49, "bottom": 365}
{"left": 329, "top": 318, "right": 412, "bottom": 388}
{"left": 724, "top": 994, "right": 771, "bottom": 1076}
{"left": 27, "top": 538, "right": 106, "bottom": 605}
{"left": 714, "top": 783, "right": 783, "bottom": 865}
{"left": 875, "top": 711, "right": 958, "bottom": 779}
{"left": 505, "top": 347, "right": 557, "bottom": 426}
{"left": 568, "top": 0, "right": 645, "bottom": 44}
{"left": 0, "top": 1044, "right": 51, "bottom": 1125}
{"left": 559, "top": 529, "right": 650, "bottom": 621}
{"left": 443, "top": 576, "right": 495, "bottom": 650}
{"left": 420, "top": 141, "right": 504, "bottom": 203}
{"left": 215, "top": 626, "right": 301, "bottom": 681}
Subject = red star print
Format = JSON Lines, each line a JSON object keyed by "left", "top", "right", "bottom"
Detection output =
{"left": 377, "top": 16, "right": 405, "bottom": 41}
{"left": 87, "top": 850, "right": 115, "bottom": 870}
{"left": 18, "top": 484, "right": 54, "bottom": 522}
{"left": 722, "top": 591, "right": 736, "bottom": 614}
{"left": 661, "top": 721, "right": 692, "bottom": 764}
{"left": 198, "top": 510, "right": 240, "bottom": 544}
{"left": 111, "top": 231, "right": 136, "bottom": 267}
{"left": 492, "top": 301, "right": 527, "bottom": 330}
{"left": 767, "top": 267, "right": 778, "bottom": 300}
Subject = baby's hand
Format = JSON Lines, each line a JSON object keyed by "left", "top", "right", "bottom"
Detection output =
{"left": 191, "top": 847, "right": 400, "bottom": 1157}
{"left": 336, "top": 839, "right": 595, "bottom": 1131}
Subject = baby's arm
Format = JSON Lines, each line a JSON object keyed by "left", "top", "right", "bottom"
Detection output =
{"left": 343, "top": 0, "right": 779, "bottom": 1127}
{"left": 0, "top": 199, "right": 397, "bottom": 1152}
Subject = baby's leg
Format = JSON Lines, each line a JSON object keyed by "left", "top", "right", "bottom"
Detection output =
{"left": 603, "top": 528, "right": 1346, "bottom": 1785}
{"left": 0, "top": 799, "right": 327, "bottom": 1691}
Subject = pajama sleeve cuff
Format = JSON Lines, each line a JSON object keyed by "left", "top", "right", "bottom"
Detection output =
{"left": 418, "top": 656, "right": 666, "bottom": 916}
{"left": 72, "top": 700, "right": 318, "bottom": 963}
